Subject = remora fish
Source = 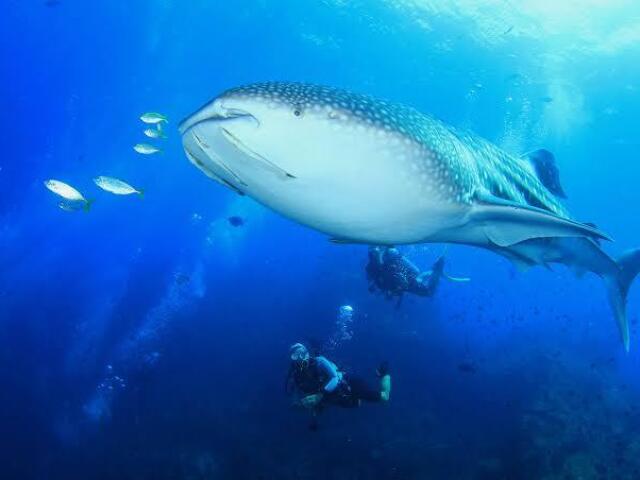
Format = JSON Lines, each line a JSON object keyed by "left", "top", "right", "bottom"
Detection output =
{"left": 93, "top": 176, "right": 144, "bottom": 197}
{"left": 179, "top": 82, "right": 640, "bottom": 350}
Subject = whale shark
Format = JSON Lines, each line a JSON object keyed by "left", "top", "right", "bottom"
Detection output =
{"left": 179, "top": 82, "right": 640, "bottom": 350}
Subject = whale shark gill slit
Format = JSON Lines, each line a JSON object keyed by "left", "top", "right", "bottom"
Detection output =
{"left": 184, "top": 148, "right": 245, "bottom": 195}
{"left": 192, "top": 131, "right": 248, "bottom": 188}
{"left": 220, "top": 127, "right": 297, "bottom": 179}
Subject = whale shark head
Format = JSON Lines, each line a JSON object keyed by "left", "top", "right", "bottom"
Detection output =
{"left": 179, "top": 82, "right": 388, "bottom": 185}
{"left": 179, "top": 82, "right": 463, "bottom": 243}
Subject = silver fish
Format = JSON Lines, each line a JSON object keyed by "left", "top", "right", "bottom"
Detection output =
{"left": 44, "top": 179, "right": 85, "bottom": 201}
{"left": 143, "top": 126, "right": 167, "bottom": 139}
{"left": 45, "top": 179, "right": 93, "bottom": 211}
{"left": 179, "top": 82, "right": 640, "bottom": 350}
{"left": 133, "top": 143, "right": 161, "bottom": 155}
{"left": 140, "top": 112, "right": 168, "bottom": 124}
{"left": 94, "top": 176, "right": 143, "bottom": 197}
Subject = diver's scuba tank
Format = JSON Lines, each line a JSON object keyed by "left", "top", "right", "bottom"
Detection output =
{"left": 380, "top": 375, "right": 391, "bottom": 402}
{"left": 377, "top": 362, "right": 391, "bottom": 402}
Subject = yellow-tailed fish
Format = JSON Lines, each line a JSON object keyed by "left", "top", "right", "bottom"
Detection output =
{"left": 140, "top": 112, "right": 168, "bottom": 124}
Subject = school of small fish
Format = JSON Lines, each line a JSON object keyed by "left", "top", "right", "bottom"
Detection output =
{"left": 44, "top": 111, "right": 168, "bottom": 212}
{"left": 135, "top": 111, "right": 168, "bottom": 155}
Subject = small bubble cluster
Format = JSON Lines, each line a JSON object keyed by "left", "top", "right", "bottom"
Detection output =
{"left": 324, "top": 304, "right": 355, "bottom": 352}
{"left": 97, "top": 364, "right": 126, "bottom": 393}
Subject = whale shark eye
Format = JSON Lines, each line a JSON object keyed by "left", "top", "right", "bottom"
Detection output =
{"left": 292, "top": 104, "right": 304, "bottom": 118}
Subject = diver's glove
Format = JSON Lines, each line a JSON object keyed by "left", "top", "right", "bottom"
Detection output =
{"left": 301, "top": 393, "right": 324, "bottom": 409}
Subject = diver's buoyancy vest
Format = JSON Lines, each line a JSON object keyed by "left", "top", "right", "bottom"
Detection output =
{"left": 292, "top": 359, "right": 329, "bottom": 394}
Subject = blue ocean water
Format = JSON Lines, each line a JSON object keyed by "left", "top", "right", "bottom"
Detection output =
{"left": 2, "top": 1, "right": 640, "bottom": 478}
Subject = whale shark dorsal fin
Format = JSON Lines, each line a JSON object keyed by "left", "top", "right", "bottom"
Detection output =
{"left": 521, "top": 149, "right": 567, "bottom": 199}
{"left": 473, "top": 193, "right": 611, "bottom": 247}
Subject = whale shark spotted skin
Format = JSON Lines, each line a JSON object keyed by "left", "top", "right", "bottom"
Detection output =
{"left": 180, "top": 82, "right": 640, "bottom": 350}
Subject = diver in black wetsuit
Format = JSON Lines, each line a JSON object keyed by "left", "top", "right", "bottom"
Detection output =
{"left": 285, "top": 343, "right": 390, "bottom": 429}
{"left": 367, "top": 246, "right": 468, "bottom": 306}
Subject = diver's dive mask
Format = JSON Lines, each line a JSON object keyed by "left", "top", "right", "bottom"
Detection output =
{"left": 289, "top": 343, "right": 310, "bottom": 363}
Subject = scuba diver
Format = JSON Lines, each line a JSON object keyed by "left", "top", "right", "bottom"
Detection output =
{"left": 366, "top": 246, "right": 469, "bottom": 306}
{"left": 285, "top": 343, "right": 391, "bottom": 430}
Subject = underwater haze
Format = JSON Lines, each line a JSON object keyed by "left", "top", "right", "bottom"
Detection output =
{"left": 3, "top": 1, "right": 640, "bottom": 478}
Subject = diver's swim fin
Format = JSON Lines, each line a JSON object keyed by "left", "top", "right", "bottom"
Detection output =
{"left": 444, "top": 273, "right": 471, "bottom": 283}
{"left": 430, "top": 255, "right": 470, "bottom": 283}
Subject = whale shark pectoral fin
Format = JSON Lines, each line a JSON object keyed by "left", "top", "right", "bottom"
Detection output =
{"left": 472, "top": 194, "right": 611, "bottom": 247}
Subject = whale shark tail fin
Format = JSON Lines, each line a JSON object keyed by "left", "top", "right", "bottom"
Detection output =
{"left": 604, "top": 248, "right": 640, "bottom": 352}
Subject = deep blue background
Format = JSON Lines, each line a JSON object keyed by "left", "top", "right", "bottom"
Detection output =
{"left": 2, "top": 1, "right": 640, "bottom": 478}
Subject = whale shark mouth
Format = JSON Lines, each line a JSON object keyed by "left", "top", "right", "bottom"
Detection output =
{"left": 178, "top": 107, "right": 257, "bottom": 135}
{"left": 178, "top": 103, "right": 255, "bottom": 192}
{"left": 180, "top": 111, "right": 257, "bottom": 194}
{"left": 180, "top": 106, "right": 298, "bottom": 183}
